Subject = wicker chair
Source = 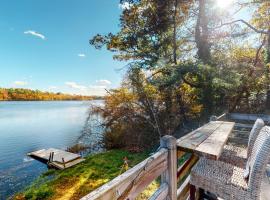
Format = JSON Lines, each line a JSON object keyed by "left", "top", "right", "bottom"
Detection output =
{"left": 190, "top": 126, "right": 270, "bottom": 200}
{"left": 219, "top": 118, "right": 264, "bottom": 168}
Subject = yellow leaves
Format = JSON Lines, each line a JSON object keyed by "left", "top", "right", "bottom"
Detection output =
{"left": 143, "top": 83, "right": 158, "bottom": 98}
{"left": 105, "top": 88, "right": 137, "bottom": 107}
{"left": 230, "top": 46, "right": 258, "bottom": 64}
{"left": 232, "top": 47, "right": 255, "bottom": 59}
{"left": 190, "top": 104, "right": 203, "bottom": 115}
{"left": 251, "top": 2, "right": 270, "bottom": 30}
{"left": 179, "top": 83, "right": 197, "bottom": 101}
{"left": 179, "top": 83, "right": 202, "bottom": 116}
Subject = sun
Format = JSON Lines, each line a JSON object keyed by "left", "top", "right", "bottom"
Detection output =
{"left": 216, "top": 0, "right": 233, "bottom": 8}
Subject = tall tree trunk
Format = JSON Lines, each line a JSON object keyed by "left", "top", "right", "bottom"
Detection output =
{"left": 195, "top": 0, "right": 213, "bottom": 115}
{"left": 173, "top": 0, "right": 178, "bottom": 64}
{"left": 195, "top": 0, "right": 211, "bottom": 64}
{"left": 265, "top": 31, "right": 270, "bottom": 110}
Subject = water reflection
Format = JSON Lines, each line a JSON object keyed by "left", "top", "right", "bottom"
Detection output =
{"left": 0, "top": 101, "right": 103, "bottom": 199}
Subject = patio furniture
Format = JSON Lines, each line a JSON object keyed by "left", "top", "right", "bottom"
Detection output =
{"left": 219, "top": 118, "right": 264, "bottom": 168}
{"left": 190, "top": 126, "right": 270, "bottom": 200}
{"left": 177, "top": 121, "right": 235, "bottom": 160}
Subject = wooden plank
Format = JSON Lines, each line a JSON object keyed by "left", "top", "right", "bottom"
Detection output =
{"left": 232, "top": 130, "right": 250, "bottom": 134}
{"left": 81, "top": 148, "right": 168, "bottom": 200}
{"left": 177, "top": 150, "right": 186, "bottom": 159}
{"left": 228, "top": 113, "right": 270, "bottom": 122}
{"left": 177, "top": 175, "right": 190, "bottom": 200}
{"left": 177, "top": 154, "right": 198, "bottom": 182}
{"left": 195, "top": 122, "right": 235, "bottom": 160}
{"left": 177, "top": 121, "right": 220, "bottom": 143}
{"left": 28, "top": 148, "right": 81, "bottom": 163}
{"left": 230, "top": 130, "right": 249, "bottom": 139}
{"left": 235, "top": 123, "right": 253, "bottom": 129}
{"left": 49, "top": 158, "right": 85, "bottom": 170}
{"left": 160, "top": 136, "right": 177, "bottom": 200}
{"left": 216, "top": 113, "right": 227, "bottom": 121}
{"left": 177, "top": 121, "right": 224, "bottom": 151}
{"left": 148, "top": 183, "right": 169, "bottom": 200}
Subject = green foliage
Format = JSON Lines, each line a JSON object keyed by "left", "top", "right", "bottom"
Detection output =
{"left": 24, "top": 185, "right": 53, "bottom": 200}
{"left": 89, "top": 0, "right": 270, "bottom": 150}
{"left": 90, "top": 0, "right": 193, "bottom": 68}
{"left": 91, "top": 68, "right": 202, "bottom": 151}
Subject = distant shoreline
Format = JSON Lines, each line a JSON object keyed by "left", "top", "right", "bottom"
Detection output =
{"left": 0, "top": 99, "right": 104, "bottom": 101}
{"left": 0, "top": 88, "right": 104, "bottom": 101}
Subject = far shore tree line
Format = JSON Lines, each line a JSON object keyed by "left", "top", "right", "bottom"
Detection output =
{"left": 0, "top": 88, "right": 102, "bottom": 101}
{"left": 89, "top": 0, "right": 270, "bottom": 152}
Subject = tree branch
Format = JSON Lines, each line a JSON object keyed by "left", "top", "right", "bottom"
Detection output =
{"left": 217, "top": 19, "right": 269, "bottom": 34}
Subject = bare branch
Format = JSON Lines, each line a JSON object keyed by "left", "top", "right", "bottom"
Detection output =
{"left": 217, "top": 19, "right": 269, "bottom": 34}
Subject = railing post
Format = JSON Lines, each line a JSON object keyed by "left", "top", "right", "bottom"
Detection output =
{"left": 209, "top": 115, "right": 217, "bottom": 121}
{"left": 160, "top": 135, "right": 177, "bottom": 200}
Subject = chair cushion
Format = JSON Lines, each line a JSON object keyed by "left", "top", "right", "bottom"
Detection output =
{"left": 190, "top": 158, "right": 251, "bottom": 199}
{"left": 219, "top": 145, "right": 247, "bottom": 168}
{"left": 191, "top": 158, "right": 248, "bottom": 190}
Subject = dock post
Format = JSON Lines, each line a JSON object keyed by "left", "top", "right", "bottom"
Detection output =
{"left": 48, "top": 152, "right": 52, "bottom": 163}
{"left": 62, "top": 158, "right": 65, "bottom": 169}
{"left": 51, "top": 152, "right": 54, "bottom": 162}
{"left": 160, "top": 135, "right": 177, "bottom": 200}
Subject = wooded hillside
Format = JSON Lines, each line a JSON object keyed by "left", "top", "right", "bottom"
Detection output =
{"left": 0, "top": 88, "right": 99, "bottom": 101}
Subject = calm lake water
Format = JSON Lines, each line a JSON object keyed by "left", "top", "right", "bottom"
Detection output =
{"left": 0, "top": 101, "right": 102, "bottom": 199}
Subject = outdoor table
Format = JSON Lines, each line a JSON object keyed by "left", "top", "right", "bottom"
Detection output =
{"left": 177, "top": 121, "right": 235, "bottom": 160}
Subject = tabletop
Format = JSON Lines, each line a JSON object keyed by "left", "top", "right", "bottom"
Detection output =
{"left": 177, "top": 121, "right": 235, "bottom": 160}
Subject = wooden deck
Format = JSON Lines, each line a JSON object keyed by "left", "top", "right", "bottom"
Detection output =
{"left": 28, "top": 148, "right": 85, "bottom": 169}
{"left": 80, "top": 113, "right": 270, "bottom": 200}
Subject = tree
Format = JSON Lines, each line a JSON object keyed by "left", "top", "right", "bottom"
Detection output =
{"left": 215, "top": 1, "right": 270, "bottom": 110}
{"left": 89, "top": 0, "right": 270, "bottom": 150}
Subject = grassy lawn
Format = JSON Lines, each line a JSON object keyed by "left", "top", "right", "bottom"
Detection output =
{"left": 13, "top": 150, "right": 158, "bottom": 200}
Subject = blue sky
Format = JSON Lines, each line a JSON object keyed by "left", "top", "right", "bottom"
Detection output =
{"left": 0, "top": 0, "right": 125, "bottom": 96}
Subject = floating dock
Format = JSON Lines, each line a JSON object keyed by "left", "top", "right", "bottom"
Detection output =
{"left": 28, "top": 148, "right": 85, "bottom": 169}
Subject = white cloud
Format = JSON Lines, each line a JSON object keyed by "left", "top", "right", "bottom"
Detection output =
{"left": 14, "top": 81, "right": 28, "bottom": 86}
{"left": 96, "top": 79, "right": 111, "bottom": 86}
{"left": 24, "top": 30, "right": 46, "bottom": 40}
{"left": 65, "top": 82, "right": 87, "bottom": 90}
{"left": 78, "top": 54, "right": 86, "bottom": 57}
{"left": 64, "top": 80, "right": 112, "bottom": 96}
{"left": 49, "top": 86, "right": 57, "bottom": 89}
{"left": 88, "top": 85, "right": 107, "bottom": 96}
{"left": 88, "top": 80, "right": 111, "bottom": 96}
{"left": 119, "top": 2, "right": 132, "bottom": 10}
{"left": 89, "top": 85, "right": 106, "bottom": 89}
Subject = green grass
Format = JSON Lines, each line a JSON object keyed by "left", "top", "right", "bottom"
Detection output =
{"left": 14, "top": 150, "right": 153, "bottom": 200}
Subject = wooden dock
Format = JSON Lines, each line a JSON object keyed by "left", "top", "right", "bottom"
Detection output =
{"left": 28, "top": 148, "right": 85, "bottom": 169}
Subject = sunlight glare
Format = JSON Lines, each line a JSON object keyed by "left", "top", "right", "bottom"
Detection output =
{"left": 216, "top": 0, "right": 233, "bottom": 8}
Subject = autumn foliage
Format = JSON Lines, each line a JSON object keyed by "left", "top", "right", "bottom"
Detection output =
{"left": 90, "top": 0, "right": 270, "bottom": 150}
{"left": 0, "top": 88, "right": 96, "bottom": 101}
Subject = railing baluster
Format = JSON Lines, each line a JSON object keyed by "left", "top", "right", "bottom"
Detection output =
{"left": 160, "top": 136, "right": 177, "bottom": 200}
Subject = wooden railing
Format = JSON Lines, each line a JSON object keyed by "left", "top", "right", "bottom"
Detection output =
{"left": 81, "top": 113, "right": 264, "bottom": 200}
{"left": 80, "top": 135, "right": 198, "bottom": 200}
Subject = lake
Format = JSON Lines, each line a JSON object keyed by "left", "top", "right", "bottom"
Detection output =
{"left": 0, "top": 101, "right": 103, "bottom": 199}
